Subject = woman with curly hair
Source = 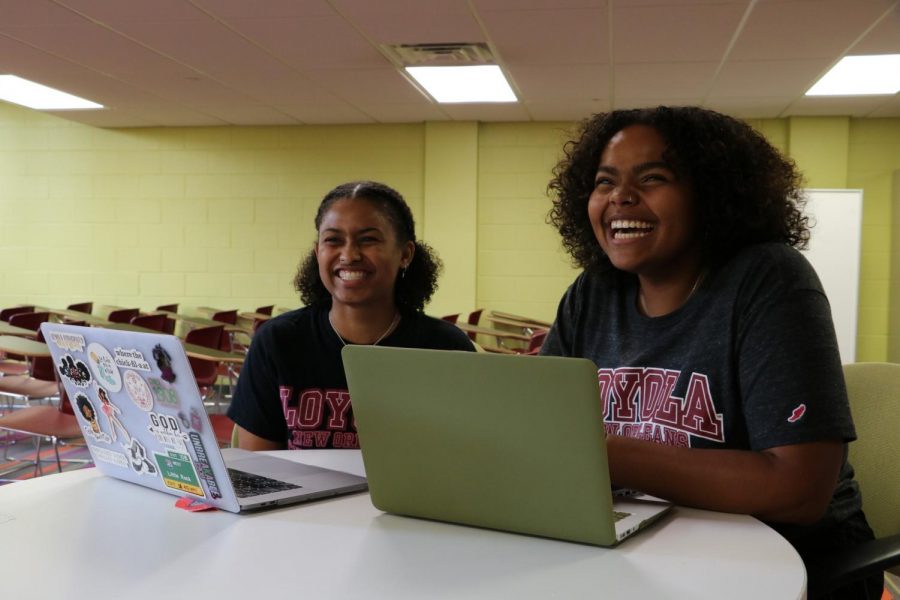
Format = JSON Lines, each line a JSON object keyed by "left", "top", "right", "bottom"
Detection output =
{"left": 228, "top": 181, "right": 473, "bottom": 451}
{"left": 542, "top": 107, "right": 878, "bottom": 599}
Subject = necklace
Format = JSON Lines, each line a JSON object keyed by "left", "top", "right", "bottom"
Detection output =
{"left": 638, "top": 270, "right": 705, "bottom": 317}
{"left": 328, "top": 312, "right": 400, "bottom": 347}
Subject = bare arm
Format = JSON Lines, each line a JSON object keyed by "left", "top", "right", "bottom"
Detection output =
{"left": 607, "top": 436, "right": 843, "bottom": 524}
{"left": 236, "top": 425, "right": 286, "bottom": 451}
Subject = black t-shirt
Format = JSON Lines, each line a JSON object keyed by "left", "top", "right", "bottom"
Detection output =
{"left": 540, "top": 243, "right": 874, "bottom": 560}
{"left": 227, "top": 306, "right": 474, "bottom": 449}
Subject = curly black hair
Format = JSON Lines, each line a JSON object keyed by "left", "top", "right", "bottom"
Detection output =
{"left": 293, "top": 181, "right": 442, "bottom": 314}
{"left": 548, "top": 106, "right": 809, "bottom": 272}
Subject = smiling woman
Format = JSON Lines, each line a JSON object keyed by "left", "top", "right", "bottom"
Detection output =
{"left": 227, "top": 181, "right": 474, "bottom": 452}
{"left": 542, "top": 107, "right": 882, "bottom": 600}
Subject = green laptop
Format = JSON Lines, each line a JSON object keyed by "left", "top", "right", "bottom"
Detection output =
{"left": 342, "top": 346, "right": 671, "bottom": 546}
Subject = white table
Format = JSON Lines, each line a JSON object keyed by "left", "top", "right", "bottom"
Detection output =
{"left": 0, "top": 450, "right": 806, "bottom": 599}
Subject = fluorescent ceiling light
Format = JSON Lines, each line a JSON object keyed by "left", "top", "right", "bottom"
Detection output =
{"left": 806, "top": 54, "right": 900, "bottom": 96}
{"left": 405, "top": 65, "right": 516, "bottom": 103}
{"left": 0, "top": 75, "right": 103, "bottom": 109}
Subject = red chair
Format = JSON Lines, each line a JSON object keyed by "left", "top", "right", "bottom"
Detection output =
{"left": 442, "top": 314, "right": 460, "bottom": 324}
{"left": 522, "top": 330, "right": 548, "bottom": 355}
{"left": 66, "top": 302, "right": 93, "bottom": 314}
{"left": 0, "top": 306, "right": 35, "bottom": 322}
{"left": 255, "top": 305, "right": 274, "bottom": 316}
{"left": 107, "top": 308, "right": 140, "bottom": 324}
{"left": 464, "top": 309, "right": 484, "bottom": 341}
{"left": 130, "top": 313, "right": 170, "bottom": 333}
{"left": 156, "top": 304, "right": 178, "bottom": 313}
{"left": 0, "top": 387, "right": 84, "bottom": 478}
{"left": 184, "top": 325, "right": 225, "bottom": 406}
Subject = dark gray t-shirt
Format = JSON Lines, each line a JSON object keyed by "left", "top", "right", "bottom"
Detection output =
{"left": 541, "top": 243, "right": 871, "bottom": 556}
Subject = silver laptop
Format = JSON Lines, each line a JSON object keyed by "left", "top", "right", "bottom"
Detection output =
{"left": 41, "top": 322, "right": 367, "bottom": 512}
{"left": 342, "top": 346, "right": 671, "bottom": 546}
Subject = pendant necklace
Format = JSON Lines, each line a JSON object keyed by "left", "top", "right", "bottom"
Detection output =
{"left": 329, "top": 312, "right": 400, "bottom": 347}
{"left": 638, "top": 270, "right": 705, "bottom": 317}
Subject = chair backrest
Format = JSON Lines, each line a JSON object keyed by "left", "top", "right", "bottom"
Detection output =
{"left": 211, "top": 310, "right": 238, "bottom": 325}
{"left": 130, "top": 313, "right": 170, "bottom": 333}
{"left": 464, "top": 309, "right": 484, "bottom": 341}
{"left": 9, "top": 310, "right": 50, "bottom": 332}
{"left": 0, "top": 305, "right": 35, "bottom": 322}
{"left": 441, "top": 314, "right": 459, "bottom": 324}
{"left": 842, "top": 362, "right": 900, "bottom": 538}
{"left": 184, "top": 325, "right": 225, "bottom": 386}
{"left": 31, "top": 328, "right": 57, "bottom": 382}
{"left": 255, "top": 305, "right": 275, "bottom": 316}
{"left": 524, "top": 330, "right": 548, "bottom": 355}
{"left": 66, "top": 302, "right": 93, "bottom": 314}
{"left": 156, "top": 303, "right": 178, "bottom": 313}
{"left": 107, "top": 308, "right": 140, "bottom": 323}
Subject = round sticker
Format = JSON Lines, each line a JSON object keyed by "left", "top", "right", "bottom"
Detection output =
{"left": 123, "top": 370, "right": 154, "bottom": 411}
{"left": 87, "top": 343, "right": 122, "bottom": 392}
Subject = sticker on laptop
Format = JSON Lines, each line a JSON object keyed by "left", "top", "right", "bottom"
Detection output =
{"left": 87, "top": 343, "right": 122, "bottom": 392}
{"left": 152, "top": 344, "right": 177, "bottom": 383}
{"left": 148, "top": 377, "right": 180, "bottom": 409}
{"left": 123, "top": 369, "right": 154, "bottom": 411}
{"left": 48, "top": 331, "right": 85, "bottom": 353}
{"left": 58, "top": 354, "right": 92, "bottom": 388}
{"left": 127, "top": 438, "right": 158, "bottom": 476}
{"left": 113, "top": 347, "right": 151, "bottom": 372}
{"left": 189, "top": 432, "right": 222, "bottom": 499}
{"left": 91, "top": 446, "right": 129, "bottom": 468}
{"left": 147, "top": 411, "right": 188, "bottom": 452}
{"left": 96, "top": 386, "right": 132, "bottom": 446}
{"left": 74, "top": 393, "right": 112, "bottom": 444}
{"left": 155, "top": 450, "right": 204, "bottom": 497}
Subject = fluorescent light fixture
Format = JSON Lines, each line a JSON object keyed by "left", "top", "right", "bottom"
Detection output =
{"left": 806, "top": 54, "right": 900, "bottom": 96}
{"left": 405, "top": 65, "right": 516, "bottom": 103}
{"left": 0, "top": 75, "right": 103, "bottom": 109}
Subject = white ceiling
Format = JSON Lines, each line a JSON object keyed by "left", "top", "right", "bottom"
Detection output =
{"left": 0, "top": 0, "right": 898, "bottom": 128}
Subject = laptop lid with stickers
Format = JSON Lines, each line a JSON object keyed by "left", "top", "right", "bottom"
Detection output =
{"left": 342, "top": 346, "right": 671, "bottom": 546}
{"left": 41, "top": 322, "right": 366, "bottom": 513}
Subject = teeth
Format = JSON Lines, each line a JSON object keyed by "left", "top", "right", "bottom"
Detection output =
{"left": 338, "top": 270, "right": 365, "bottom": 281}
{"left": 614, "top": 231, "right": 651, "bottom": 239}
{"left": 610, "top": 220, "right": 654, "bottom": 230}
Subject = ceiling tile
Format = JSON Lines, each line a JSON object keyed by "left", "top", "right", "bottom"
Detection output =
{"left": 303, "top": 68, "right": 427, "bottom": 104}
{"left": 784, "top": 95, "right": 897, "bottom": 118}
{"left": 849, "top": 4, "right": 900, "bottom": 54}
{"left": 615, "top": 62, "right": 718, "bottom": 98}
{"left": 479, "top": 8, "right": 608, "bottom": 65}
{"left": 709, "top": 58, "right": 832, "bottom": 98}
{"left": 509, "top": 64, "right": 609, "bottom": 101}
{"left": 440, "top": 103, "right": 532, "bottom": 121}
{"left": 703, "top": 97, "right": 793, "bottom": 119}
{"left": 730, "top": 0, "right": 891, "bottom": 61}
{"left": 613, "top": 3, "right": 745, "bottom": 63}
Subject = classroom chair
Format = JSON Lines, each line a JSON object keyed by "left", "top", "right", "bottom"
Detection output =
{"left": 130, "top": 313, "right": 170, "bottom": 333}
{"left": 106, "top": 308, "right": 140, "bottom": 324}
{"left": 806, "top": 362, "right": 900, "bottom": 598}
{"left": 66, "top": 302, "right": 93, "bottom": 314}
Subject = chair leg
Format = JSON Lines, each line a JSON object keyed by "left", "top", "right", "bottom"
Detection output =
{"left": 52, "top": 436, "right": 63, "bottom": 473}
{"left": 32, "top": 434, "right": 44, "bottom": 478}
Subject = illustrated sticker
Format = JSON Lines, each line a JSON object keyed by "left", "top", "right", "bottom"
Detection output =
{"left": 113, "top": 347, "right": 151, "bottom": 372}
{"left": 74, "top": 393, "right": 111, "bottom": 444}
{"left": 148, "top": 378, "right": 179, "bottom": 409}
{"left": 123, "top": 370, "right": 154, "bottom": 411}
{"left": 96, "top": 386, "right": 132, "bottom": 446}
{"left": 127, "top": 438, "right": 158, "bottom": 476}
{"left": 189, "top": 406, "right": 204, "bottom": 433}
{"left": 49, "top": 331, "right": 85, "bottom": 353}
{"left": 189, "top": 432, "right": 222, "bottom": 499}
{"left": 87, "top": 342, "right": 122, "bottom": 392}
{"left": 92, "top": 446, "right": 129, "bottom": 468}
{"left": 155, "top": 450, "right": 204, "bottom": 497}
{"left": 58, "top": 355, "right": 92, "bottom": 388}
{"left": 147, "top": 411, "right": 188, "bottom": 452}
{"left": 152, "top": 344, "right": 177, "bottom": 383}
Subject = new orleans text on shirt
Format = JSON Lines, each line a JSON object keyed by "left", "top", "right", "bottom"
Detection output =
{"left": 279, "top": 387, "right": 359, "bottom": 449}
{"left": 599, "top": 367, "right": 724, "bottom": 447}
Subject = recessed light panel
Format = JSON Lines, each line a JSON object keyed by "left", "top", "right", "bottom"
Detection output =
{"left": 806, "top": 55, "right": 900, "bottom": 96}
{"left": 0, "top": 75, "right": 103, "bottom": 109}
{"left": 405, "top": 65, "right": 516, "bottom": 103}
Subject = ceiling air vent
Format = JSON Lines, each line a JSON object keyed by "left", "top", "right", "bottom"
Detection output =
{"left": 381, "top": 43, "right": 496, "bottom": 66}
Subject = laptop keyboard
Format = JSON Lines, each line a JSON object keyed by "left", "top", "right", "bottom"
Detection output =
{"left": 612, "top": 510, "right": 630, "bottom": 522}
{"left": 227, "top": 468, "right": 302, "bottom": 498}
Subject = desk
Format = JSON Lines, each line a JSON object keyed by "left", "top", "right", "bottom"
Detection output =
{"left": 0, "top": 335, "right": 49, "bottom": 358}
{"left": 453, "top": 322, "right": 532, "bottom": 342}
{"left": 0, "top": 450, "right": 806, "bottom": 599}
{"left": 490, "top": 310, "right": 553, "bottom": 329}
{"left": 0, "top": 322, "right": 38, "bottom": 338}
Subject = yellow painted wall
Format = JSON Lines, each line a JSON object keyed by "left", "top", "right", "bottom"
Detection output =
{"left": 1, "top": 100, "right": 898, "bottom": 360}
